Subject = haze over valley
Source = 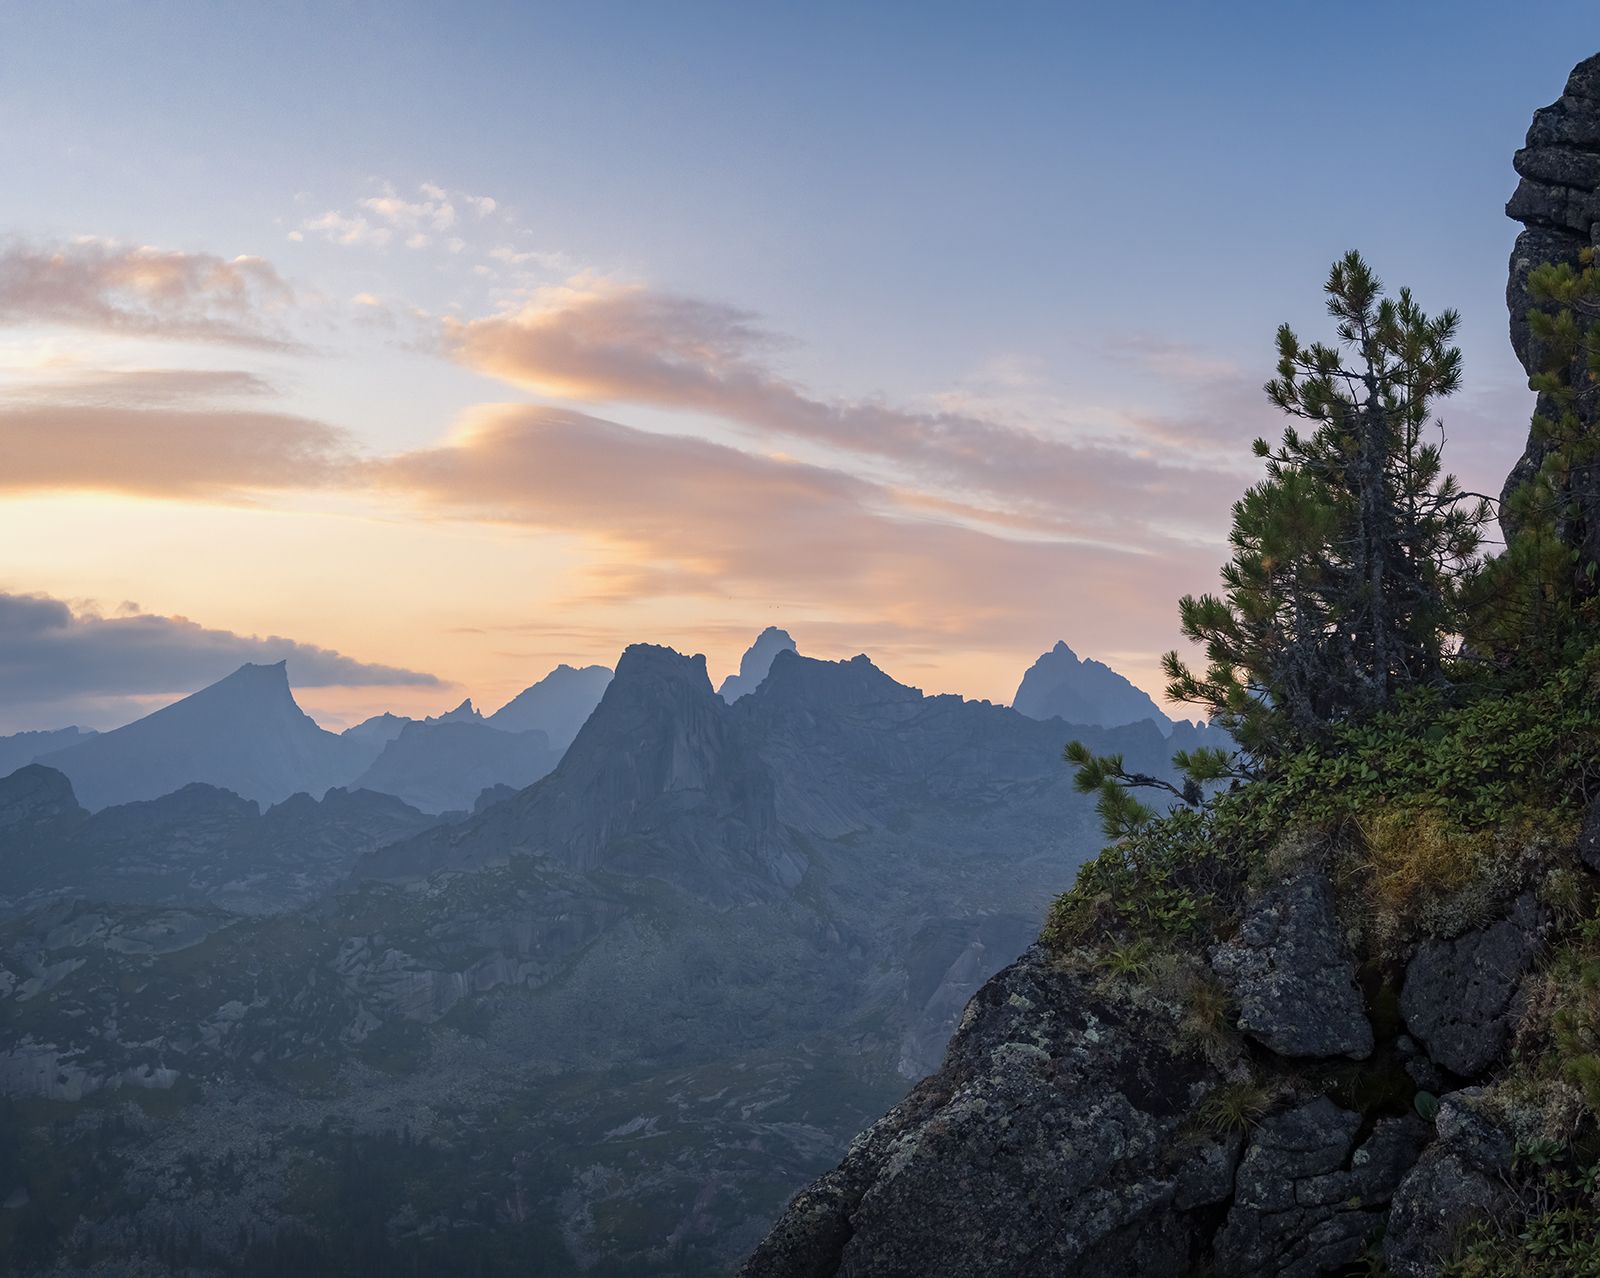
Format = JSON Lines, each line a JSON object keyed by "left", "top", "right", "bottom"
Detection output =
{"left": 0, "top": 631, "right": 1206, "bottom": 1272}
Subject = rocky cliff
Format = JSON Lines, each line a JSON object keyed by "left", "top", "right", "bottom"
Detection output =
{"left": 744, "top": 856, "right": 1556, "bottom": 1278}
{"left": 1503, "top": 50, "right": 1600, "bottom": 550}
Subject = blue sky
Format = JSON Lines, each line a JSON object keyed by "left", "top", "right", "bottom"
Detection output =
{"left": 0, "top": 2, "right": 1591, "bottom": 729}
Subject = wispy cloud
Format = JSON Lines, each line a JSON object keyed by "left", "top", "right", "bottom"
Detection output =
{"left": 294, "top": 180, "right": 502, "bottom": 252}
{"left": 0, "top": 239, "right": 297, "bottom": 348}
{"left": 442, "top": 277, "right": 1241, "bottom": 540}
{"left": 377, "top": 404, "right": 1209, "bottom": 648}
{"left": 2, "top": 366, "right": 275, "bottom": 406}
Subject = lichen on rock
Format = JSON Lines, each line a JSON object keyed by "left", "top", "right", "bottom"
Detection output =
{"left": 1208, "top": 872, "right": 1374, "bottom": 1061}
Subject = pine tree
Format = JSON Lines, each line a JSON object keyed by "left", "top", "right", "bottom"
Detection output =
{"left": 1164, "top": 251, "right": 1487, "bottom": 754}
{"left": 1068, "top": 253, "right": 1488, "bottom": 833}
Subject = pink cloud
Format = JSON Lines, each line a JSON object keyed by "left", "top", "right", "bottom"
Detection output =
{"left": 0, "top": 403, "right": 352, "bottom": 499}
{"left": 442, "top": 279, "right": 1241, "bottom": 538}
{"left": 0, "top": 239, "right": 297, "bottom": 348}
{"left": 378, "top": 405, "right": 1211, "bottom": 652}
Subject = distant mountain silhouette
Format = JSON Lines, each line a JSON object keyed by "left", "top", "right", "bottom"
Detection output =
{"left": 0, "top": 764, "right": 444, "bottom": 913}
{"left": 341, "top": 712, "right": 412, "bottom": 750}
{"left": 487, "top": 663, "right": 613, "bottom": 749}
{"left": 362, "top": 642, "right": 1182, "bottom": 913}
{"left": 36, "top": 662, "right": 366, "bottom": 809}
{"left": 352, "top": 718, "right": 560, "bottom": 813}
{"left": 429, "top": 698, "right": 484, "bottom": 724}
{"left": 718, "top": 627, "right": 798, "bottom": 702}
{"left": 0, "top": 726, "right": 99, "bottom": 779}
{"left": 1012, "top": 640, "right": 1170, "bottom": 732}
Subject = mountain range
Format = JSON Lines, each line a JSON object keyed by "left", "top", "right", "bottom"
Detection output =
{"left": 0, "top": 633, "right": 1208, "bottom": 1274}
{"left": 0, "top": 764, "right": 446, "bottom": 915}
{"left": 17, "top": 657, "right": 618, "bottom": 814}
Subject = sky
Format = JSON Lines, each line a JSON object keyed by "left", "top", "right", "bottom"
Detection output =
{"left": 0, "top": 1, "right": 1592, "bottom": 732}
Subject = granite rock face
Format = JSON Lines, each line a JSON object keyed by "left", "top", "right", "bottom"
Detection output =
{"left": 1384, "top": 1090, "right": 1515, "bottom": 1278}
{"left": 1214, "top": 1099, "right": 1428, "bottom": 1278}
{"left": 742, "top": 946, "right": 1240, "bottom": 1278}
{"left": 1400, "top": 893, "right": 1546, "bottom": 1077}
{"left": 1503, "top": 51, "right": 1600, "bottom": 538}
{"left": 1209, "top": 872, "right": 1374, "bottom": 1060}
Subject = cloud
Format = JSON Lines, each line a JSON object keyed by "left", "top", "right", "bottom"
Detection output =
{"left": 298, "top": 181, "right": 502, "bottom": 252}
{"left": 0, "top": 239, "right": 296, "bottom": 348}
{"left": 2, "top": 367, "right": 274, "bottom": 406}
{"left": 299, "top": 210, "right": 392, "bottom": 248}
{"left": 442, "top": 278, "right": 1240, "bottom": 540}
{"left": 0, "top": 403, "right": 354, "bottom": 499}
{"left": 0, "top": 591, "right": 441, "bottom": 727}
{"left": 379, "top": 405, "right": 1211, "bottom": 651}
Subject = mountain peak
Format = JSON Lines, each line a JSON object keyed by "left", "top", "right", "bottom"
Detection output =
{"left": 431, "top": 697, "right": 482, "bottom": 724}
{"left": 213, "top": 659, "right": 293, "bottom": 695}
{"left": 485, "top": 663, "right": 613, "bottom": 746}
{"left": 0, "top": 763, "right": 86, "bottom": 837}
{"left": 615, "top": 643, "right": 713, "bottom": 692}
{"left": 36, "top": 661, "right": 360, "bottom": 809}
{"left": 719, "top": 628, "right": 799, "bottom": 702}
{"left": 1012, "top": 641, "right": 1168, "bottom": 732}
{"left": 749, "top": 649, "right": 921, "bottom": 710}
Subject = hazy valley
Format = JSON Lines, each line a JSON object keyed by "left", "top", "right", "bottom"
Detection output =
{"left": 0, "top": 631, "right": 1202, "bottom": 1274}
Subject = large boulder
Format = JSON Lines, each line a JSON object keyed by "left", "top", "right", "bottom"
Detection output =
{"left": 1384, "top": 1089, "right": 1515, "bottom": 1278}
{"left": 1400, "top": 893, "right": 1546, "bottom": 1077}
{"left": 1214, "top": 1098, "right": 1428, "bottom": 1278}
{"left": 1209, "top": 872, "right": 1374, "bottom": 1060}
{"left": 742, "top": 946, "right": 1241, "bottom": 1278}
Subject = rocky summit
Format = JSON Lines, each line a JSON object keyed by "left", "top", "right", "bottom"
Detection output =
{"left": 36, "top": 662, "right": 370, "bottom": 810}
{"left": 1012, "top": 640, "right": 1170, "bottom": 732}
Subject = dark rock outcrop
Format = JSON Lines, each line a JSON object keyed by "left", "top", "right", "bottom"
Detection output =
{"left": 1384, "top": 1090, "right": 1515, "bottom": 1278}
{"left": 1503, "top": 51, "right": 1600, "bottom": 539}
{"left": 1209, "top": 872, "right": 1374, "bottom": 1060}
{"left": 742, "top": 946, "right": 1239, "bottom": 1278}
{"left": 1579, "top": 793, "right": 1600, "bottom": 872}
{"left": 1399, "top": 893, "right": 1546, "bottom": 1077}
{"left": 1214, "top": 1099, "right": 1427, "bottom": 1278}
